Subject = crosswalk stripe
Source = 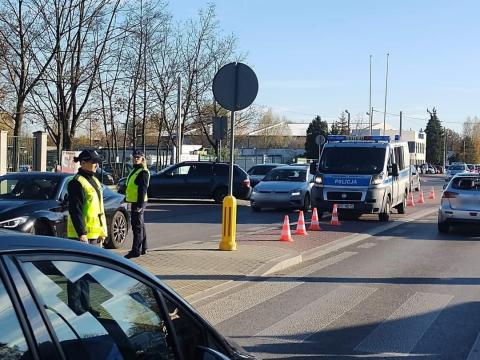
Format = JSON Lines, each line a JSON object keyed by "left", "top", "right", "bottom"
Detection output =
{"left": 355, "top": 292, "right": 453, "bottom": 354}
{"left": 466, "top": 333, "right": 480, "bottom": 360}
{"left": 196, "top": 252, "right": 357, "bottom": 325}
{"left": 254, "top": 285, "right": 377, "bottom": 343}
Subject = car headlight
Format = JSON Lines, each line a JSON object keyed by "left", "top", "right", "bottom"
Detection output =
{"left": 0, "top": 216, "right": 29, "bottom": 228}
{"left": 314, "top": 175, "right": 323, "bottom": 185}
{"left": 371, "top": 172, "right": 384, "bottom": 185}
{"left": 291, "top": 190, "right": 302, "bottom": 196}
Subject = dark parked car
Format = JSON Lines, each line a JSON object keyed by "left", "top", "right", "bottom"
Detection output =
{"left": 120, "top": 162, "right": 252, "bottom": 203}
{"left": 0, "top": 172, "right": 129, "bottom": 249}
{"left": 0, "top": 232, "right": 256, "bottom": 359}
{"left": 96, "top": 167, "right": 115, "bottom": 185}
{"left": 247, "top": 163, "right": 283, "bottom": 187}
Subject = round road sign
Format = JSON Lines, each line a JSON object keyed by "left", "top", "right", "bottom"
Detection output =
{"left": 212, "top": 62, "right": 258, "bottom": 111}
{"left": 315, "top": 135, "right": 326, "bottom": 146}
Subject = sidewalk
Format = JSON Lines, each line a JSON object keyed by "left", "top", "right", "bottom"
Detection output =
{"left": 124, "top": 195, "right": 440, "bottom": 304}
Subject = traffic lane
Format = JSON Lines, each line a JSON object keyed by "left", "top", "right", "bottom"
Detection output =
{"left": 202, "top": 211, "right": 480, "bottom": 359}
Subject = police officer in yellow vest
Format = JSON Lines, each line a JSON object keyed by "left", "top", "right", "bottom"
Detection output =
{"left": 67, "top": 150, "right": 107, "bottom": 246}
{"left": 124, "top": 149, "right": 150, "bottom": 259}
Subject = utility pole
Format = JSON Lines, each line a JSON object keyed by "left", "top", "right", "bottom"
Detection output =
{"left": 399, "top": 111, "right": 403, "bottom": 139}
{"left": 369, "top": 55, "right": 372, "bottom": 135}
{"left": 370, "top": 107, "right": 374, "bottom": 135}
{"left": 383, "top": 53, "right": 389, "bottom": 135}
{"left": 345, "top": 110, "right": 350, "bottom": 134}
{"left": 464, "top": 139, "right": 466, "bottom": 162}
{"left": 89, "top": 118, "right": 92, "bottom": 148}
{"left": 443, "top": 129, "right": 447, "bottom": 169}
{"left": 176, "top": 76, "right": 182, "bottom": 163}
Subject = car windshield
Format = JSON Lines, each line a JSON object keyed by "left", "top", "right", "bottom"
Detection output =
{"left": 263, "top": 168, "right": 307, "bottom": 182}
{"left": 248, "top": 166, "right": 277, "bottom": 176}
{"left": 449, "top": 165, "right": 465, "bottom": 171}
{"left": 0, "top": 176, "right": 60, "bottom": 200}
{"left": 319, "top": 147, "right": 386, "bottom": 174}
{"left": 158, "top": 164, "right": 177, "bottom": 174}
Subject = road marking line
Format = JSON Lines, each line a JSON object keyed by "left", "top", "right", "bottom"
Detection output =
{"left": 196, "top": 252, "right": 357, "bottom": 325}
{"left": 254, "top": 285, "right": 376, "bottom": 342}
{"left": 355, "top": 292, "right": 453, "bottom": 354}
{"left": 357, "top": 243, "right": 377, "bottom": 249}
{"left": 466, "top": 333, "right": 480, "bottom": 360}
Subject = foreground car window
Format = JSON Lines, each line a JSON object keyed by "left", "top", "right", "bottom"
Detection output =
{"left": 0, "top": 278, "right": 32, "bottom": 359}
{"left": 22, "top": 260, "right": 176, "bottom": 360}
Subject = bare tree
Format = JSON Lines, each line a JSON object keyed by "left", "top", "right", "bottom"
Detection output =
{"left": 0, "top": 0, "right": 60, "bottom": 169}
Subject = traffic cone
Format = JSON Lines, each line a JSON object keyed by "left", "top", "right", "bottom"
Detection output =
{"left": 295, "top": 211, "right": 308, "bottom": 235}
{"left": 279, "top": 215, "right": 293, "bottom": 242}
{"left": 330, "top": 204, "right": 340, "bottom": 225}
{"left": 308, "top": 208, "right": 322, "bottom": 231}
{"left": 407, "top": 192, "right": 415, "bottom": 207}
{"left": 429, "top": 187, "right": 436, "bottom": 200}
{"left": 416, "top": 191, "right": 425, "bottom": 204}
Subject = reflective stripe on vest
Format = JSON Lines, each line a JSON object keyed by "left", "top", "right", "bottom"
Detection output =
{"left": 67, "top": 175, "right": 108, "bottom": 239}
{"left": 125, "top": 167, "right": 149, "bottom": 203}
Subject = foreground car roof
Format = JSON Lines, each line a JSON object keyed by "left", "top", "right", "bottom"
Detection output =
{"left": 0, "top": 230, "right": 157, "bottom": 282}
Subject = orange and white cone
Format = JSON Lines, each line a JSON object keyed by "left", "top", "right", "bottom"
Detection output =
{"left": 308, "top": 207, "right": 322, "bottom": 231}
{"left": 416, "top": 191, "right": 425, "bottom": 204}
{"left": 279, "top": 215, "right": 293, "bottom": 242}
{"left": 429, "top": 187, "right": 436, "bottom": 200}
{"left": 407, "top": 192, "right": 415, "bottom": 207}
{"left": 295, "top": 211, "right": 308, "bottom": 235}
{"left": 330, "top": 204, "right": 340, "bottom": 225}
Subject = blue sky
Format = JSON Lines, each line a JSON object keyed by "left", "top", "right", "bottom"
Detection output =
{"left": 171, "top": 0, "right": 480, "bottom": 133}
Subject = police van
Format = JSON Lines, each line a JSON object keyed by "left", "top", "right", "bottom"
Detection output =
{"left": 311, "top": 135, "right": 410, "bottom": 221}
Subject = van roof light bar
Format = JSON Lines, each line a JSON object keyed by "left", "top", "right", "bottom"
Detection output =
{"left": 326, "top": 135, "right": 391, "bottom": 143}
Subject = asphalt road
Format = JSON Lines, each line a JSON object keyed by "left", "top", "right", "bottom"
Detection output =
{"left": 189, "top": 176, "right": 480, "bottom": 359}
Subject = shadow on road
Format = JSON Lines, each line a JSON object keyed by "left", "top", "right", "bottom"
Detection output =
{"left": 229, "top": 301, "right": 480, "bottom": 359}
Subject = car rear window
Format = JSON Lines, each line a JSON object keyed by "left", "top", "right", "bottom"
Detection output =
{"left": 449, "top": 165, "right": 466, "bottom": 170}
{"left": 451, "top": 177, "right": 480, "bottom": 190}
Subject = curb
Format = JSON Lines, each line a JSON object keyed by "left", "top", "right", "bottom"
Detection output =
{"left": 188, "top": 206, "right": 437, "bottom": 304}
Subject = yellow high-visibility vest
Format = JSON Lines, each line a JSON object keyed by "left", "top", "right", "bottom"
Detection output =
{"left": 67, "top": 175, "right": 107, "bottom": 239}
{"left": 125, "top": 167, "right": 150, "bottom": 203}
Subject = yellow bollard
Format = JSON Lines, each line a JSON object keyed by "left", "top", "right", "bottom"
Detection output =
{"left": 219, "top": 195, "right": 237, "bottom": 251}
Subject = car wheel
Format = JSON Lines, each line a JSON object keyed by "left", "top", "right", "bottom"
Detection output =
{"left": 379, "top": 196, "right": 391, "bottom": 222}
{"left": 438, "top": 221, "right": 450, "bottom": 233}
{"left": 251, "top": 204, "right": 261, "bottom": 212}
{"left": 397, "top": 192, "right": 407, "bottom": 214}
{"left": 213, "top": 187, "right": 228, "bottom": 204}
{"left": 106, "top": 211, "right": 128, "bottom": 249}
{"left": 302, "top": 194, "right": 311, "bottom": 212}
{"left": 30, "top": 220, "right": 52, "bottom": 236}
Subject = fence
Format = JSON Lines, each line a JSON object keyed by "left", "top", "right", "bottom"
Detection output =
{"left": 7, "top": 136, "right": 36, "bottom": 172}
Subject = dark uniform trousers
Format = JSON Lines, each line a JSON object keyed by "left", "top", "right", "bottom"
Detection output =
{"left": 131, "top": 203, "right": 147, "bottom": 255}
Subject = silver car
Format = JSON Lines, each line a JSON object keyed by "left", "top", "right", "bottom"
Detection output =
{"left": 445, "top": 163, "right": 468, "bottom": 182}
{"left": 438, "top": 174, "right": 480, "bottom": 233}
{"left": 250, "top": 165, "right": 313, "bottom": 212}
{"left": 410, "top": 165, "right": 420, "bottom": 192}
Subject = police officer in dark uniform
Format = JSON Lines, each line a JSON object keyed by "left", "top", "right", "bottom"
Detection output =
{"left": 67, "top": 150, "right": 107, "bottom": 246}
{"left": 125, "top": 149, "right": 150, "bottom": 258}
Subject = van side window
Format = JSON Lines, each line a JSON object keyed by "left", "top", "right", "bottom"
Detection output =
{"left": 393, "top": 146, "right": 405, "bottom": 170}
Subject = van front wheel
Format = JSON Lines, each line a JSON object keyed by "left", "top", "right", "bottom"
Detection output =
{"left": 379, "top": 197, "right": 391, "bottom": 222}
{"left": 396, "top": 192, "right": 407, "bottom": 214}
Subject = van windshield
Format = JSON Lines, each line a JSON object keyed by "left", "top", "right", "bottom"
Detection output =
{"left": 319, "top": 147, "right": 386, "bottom": 174}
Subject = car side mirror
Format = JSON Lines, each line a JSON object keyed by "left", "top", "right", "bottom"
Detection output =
{"left": 197, "top": 347, "right": 231, "bottom": 360}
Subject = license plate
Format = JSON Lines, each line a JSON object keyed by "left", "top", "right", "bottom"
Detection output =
{"left": 336, "top": 203, "right": 354, "bottom": 209}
